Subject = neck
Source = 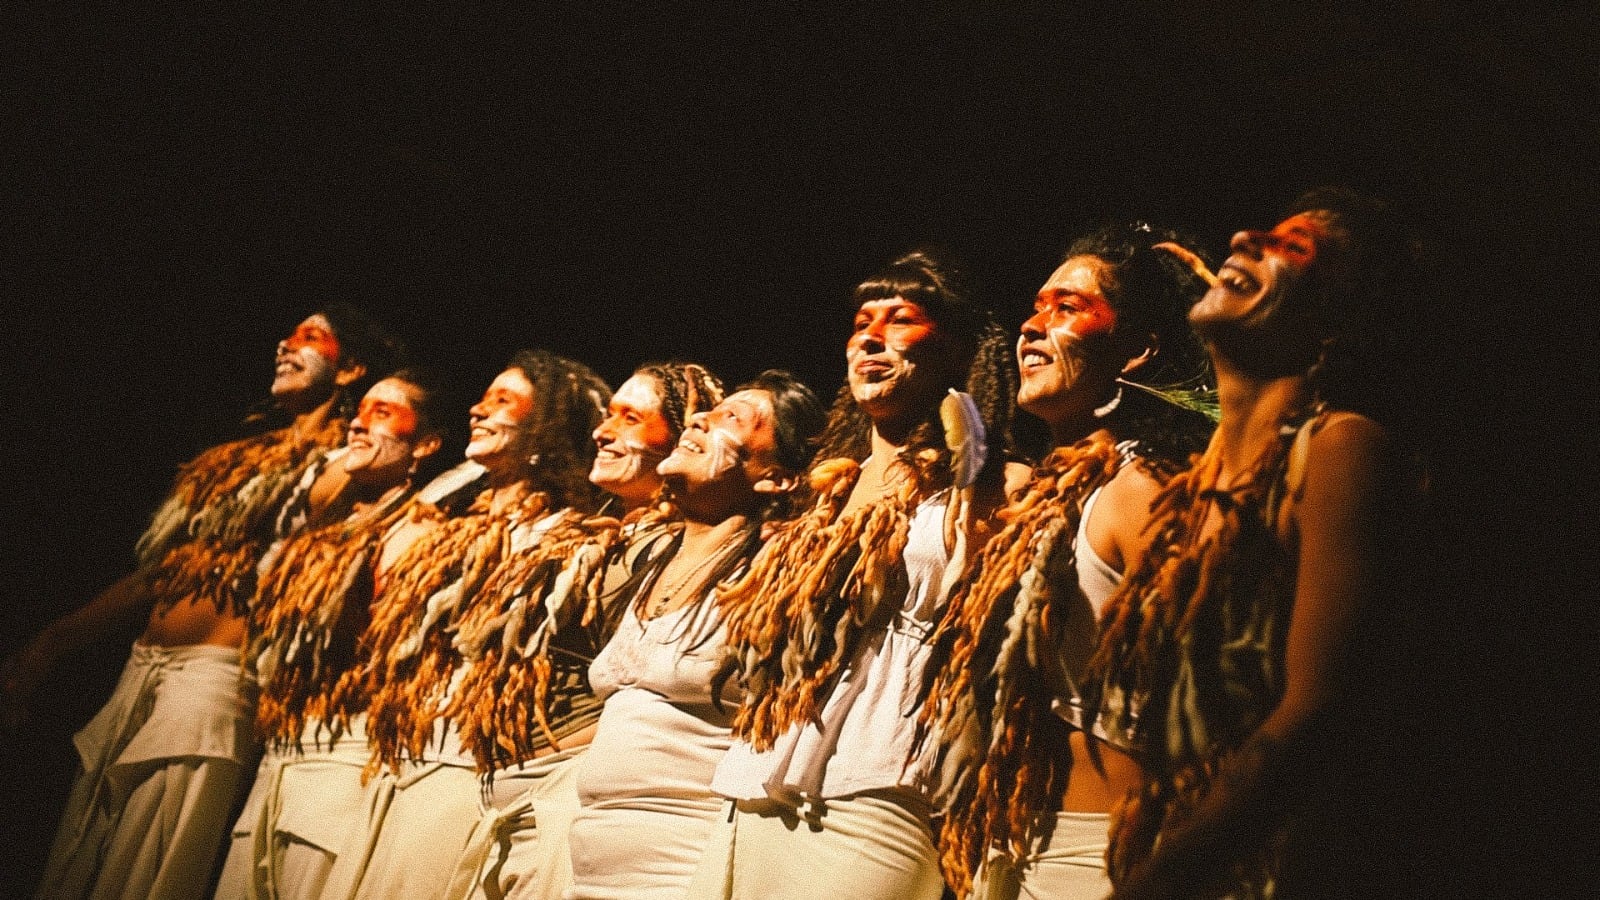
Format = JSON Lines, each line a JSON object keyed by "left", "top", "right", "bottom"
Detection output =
{"left": 289, "top": 392, "right": 341, "bottom": 439}
{"left": 1210, "top": 354, "right": 1312, "bottom": 476}
{"left": 484, "top": 476, "right": 538, "bottom": 516}
{"left": 679, "top": 513, "right": 753, "bottom": 552}
{"left": 1048, "top": 416, "right": 1116, "bottom": 450}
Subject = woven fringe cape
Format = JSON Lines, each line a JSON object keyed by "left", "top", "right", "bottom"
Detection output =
{"left": 444, "top": 508, "right": 659, "bottom": 775}
{"left": 346, "top": 488, "right": 555, "bottom": 777}
{"left": 138, "top": 419, "right": 348, "bottom": 617}
{"left": 713, "top": 456, "right": 942, "bottom": 751}
{"left": 917, "top": 436, "right": 1124, "bottom": 898}
{"left": 248, "top": 488, "right": 414, "bottom": 752}
{"left": 1083, "top": 410, "right": 1317, "bottom": 897}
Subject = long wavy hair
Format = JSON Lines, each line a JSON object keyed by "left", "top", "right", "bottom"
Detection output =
{"left": 503, "top": 349, "right": 611, "bottom": 514}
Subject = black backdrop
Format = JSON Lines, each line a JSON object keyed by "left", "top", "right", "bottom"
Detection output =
{"left": 3, "top": 5, "right": 1591, "bottom": 895}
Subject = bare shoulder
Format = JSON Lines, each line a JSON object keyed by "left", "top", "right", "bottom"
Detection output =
{"left": 1087, "top": 457, "right": 1169, "bottom": 573}
{"left": 1303, "top": 411, "right": 1397, "bottom": 493}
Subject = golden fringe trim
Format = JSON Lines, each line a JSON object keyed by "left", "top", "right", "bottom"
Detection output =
{"left": 348, "top": 489, "right": 552, "bottom": 777}
{"left": 1086, "top": 412, "right": 1309, "bottom": 890}
{"left": 714, "top": 456, "right": 931, "bottom": 750}
{"left": 249, "top": 496, "right": 411, "bottom": 752}
{"left": 137, "top": 419, "right": 347, "bottom": 568}
{"left": 918, "top": 436, "right": 1123, "bottom": 898}
{"left": 445, "top": 510, "right": 633, "bottom": 773}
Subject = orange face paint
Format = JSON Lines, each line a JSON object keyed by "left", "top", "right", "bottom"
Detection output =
{"left": 282, "top": 315, "right": 342, "bottom": 363}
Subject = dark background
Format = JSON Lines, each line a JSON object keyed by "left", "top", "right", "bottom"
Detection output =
{"left": 2, "top": 4, "right": 1592, "bottom": 894}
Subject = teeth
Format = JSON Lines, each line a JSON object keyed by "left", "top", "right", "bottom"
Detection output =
{"left": 1021, "top": 351, "right": 1051, "bottom": 367}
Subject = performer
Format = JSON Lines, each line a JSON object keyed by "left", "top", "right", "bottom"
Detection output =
{"left": 564, "top": 371, "right": 825, "bottom": 899}
{"left": 441, "top": 362, "right": 725, "bottom": 900}
{"left": 316, "top": 350, "right": 611, "bottom": 900}
{"left": 920, "top": 223, "right": 1215, "bottom": 899}
{"left": 213, "top": 367, "right": 453, "bottom": 900}
{"left": 1082, "top": 189, "right": 1425, "bottom": 899}
{"left": 5, "top": 305, "right": 401, "bottom": 900}
{"left": 688, "top": 250, "right": 1026, "bottom": 900}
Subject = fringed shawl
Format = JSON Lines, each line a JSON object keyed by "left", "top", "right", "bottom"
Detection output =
{"left": 1084, "top": 409, "right": 1317, "bottom": 894}
{"left": 352, "top": 488, "right": 553, "bottom": 776}
{"left": 918, "top": 436, "right": 1124, "bottom": 897}
{"left": 139, "top": 419, "right": 347, "bottom": 616}
{"left": 444, "top": 508, "right": 641, "bottom": 774}
{"left": 249, "top": 489, "right": 412, "bottom": 752}
{"left": 713, "top": 456, "right": 939, "bottom": 751}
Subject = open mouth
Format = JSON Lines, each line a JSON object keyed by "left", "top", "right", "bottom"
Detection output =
{"left": 1019, "top": 346, "right": 1054, "bottom": 372}
{"left": 1216, "top": 262, "right": 1259, "bottom": 294}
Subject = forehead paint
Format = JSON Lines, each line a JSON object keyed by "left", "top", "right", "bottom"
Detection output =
{"left": 611, "top": 375, "right": 664, "bottom": 417}
{"left": 1254, "top": 213, "right": 1329, "bottom": 268}
{"left": 283, "top": 314, "right": 341, "bottom": 363}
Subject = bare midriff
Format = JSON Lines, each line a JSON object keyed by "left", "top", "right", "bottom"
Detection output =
{"left": 1060, "top": 728, "right": 1145, "bottom": 813}
{"left": 140, "top": 598, "right": 247, "bottom": 649}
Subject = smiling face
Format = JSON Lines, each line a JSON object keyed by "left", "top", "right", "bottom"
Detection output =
{"left": 1190, "top": 212, "right": 1339, "bottom": 335}
{"left": 590, "top": 373, "right": 676, "bottom": 506}
{"left": 658, "top": 389, "right": 781, "bottom": 498}
{"left": 344, "top": 377, "right": 429, "bottom": 489}
{"left": 271, "top": 314, "right": 342, "bottom": 404}
{"left": 465, "top": 368, "right": 539, "bottom": 476}
{"left": 845, "top": 297, "right": 960, "bottom": 424}
{"left": 1016, "top": 255, "right": 1126, "bottom": 422}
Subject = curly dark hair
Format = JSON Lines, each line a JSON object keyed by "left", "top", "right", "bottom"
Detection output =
{"left": 319, "top": 301, "right": 409, "bottom": 417}
{"left": 812, "top": 248, "right": 1017, "bottom": 492}
{"left": 1062, "top": 222, "right": 1217, "bottom": 472}
{"left": 1286, "top": 187, "right": 1430, "bottom": 431}
{"left": 504, "top": 349, "right": 611, "bottom": 513}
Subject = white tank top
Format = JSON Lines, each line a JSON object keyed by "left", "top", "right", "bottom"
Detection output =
{"left": 711, "top": 492, "right": 952, "bottom": 803}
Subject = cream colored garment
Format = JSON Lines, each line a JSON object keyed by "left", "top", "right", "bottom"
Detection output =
{"left": 712, "top": 494, "right": 952, "bottom": 803}
{"left": 214, "top": 718, "right": 374, "bottom": 900}
{"left": 39, "top": 643, "right": 258, "bottom": 900}
{"left": 564, "top": 600, "right": 733, "bottom": 899}
{"left": 443, "top": 746, "right": 585, "bottom": 900}
{"left": 684, "top": 792, "right": 944, "bottom": 900}
{"left": 317, "top": 759, "right": 481, "bottom": 900}
{"left": 970, "top": 812, "right": 1112, "bottom": 900}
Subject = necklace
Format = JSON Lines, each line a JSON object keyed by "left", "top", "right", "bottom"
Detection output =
{"left": 643, "top": 528, "right": 748, "bottom": 618}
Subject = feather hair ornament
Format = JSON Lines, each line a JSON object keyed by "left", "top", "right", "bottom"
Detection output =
{"left": 916, "top": 436, "right": 1124, "bottom": 897}
{"left": 348, "top": 488, "right": 553, "bottom": 778}
{"left": 1082, "top": 410, "right": 1319, "bottom": 894}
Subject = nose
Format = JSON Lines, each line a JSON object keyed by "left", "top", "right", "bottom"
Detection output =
{"left": 1019, "top": 309, "right": 1049, "bottom": 341}
{"left": 1231, "top": 229, "right": 1265, "bottom": 259}
{"left": 850, "top": 321, "right": 886, "bottom": 353}
{"left": 593, "top": 415, "right": 617, "bottom": 445}
{"left": 469, "top": 398, "right": 488, "bottom": 420}
{"left": 685, "top": 410, "right": 710, "bottom": 431}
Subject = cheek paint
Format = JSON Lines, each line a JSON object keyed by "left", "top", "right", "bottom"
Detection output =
{"left": 283, "top": 321, "right": 342, "bottom": 364}
{"left": 703, "top": 429, "right": 745, "bottom": 480}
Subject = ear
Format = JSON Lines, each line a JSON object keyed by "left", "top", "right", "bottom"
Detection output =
{"left": 334, "top": 360, "right": 368, "bottom": 388}
{"left": 411, "top": 432, "right": 444, "bottom": 463}
{"left": 752, "top": 468, "right": 800, "bottom": 496}
{"left": 1120, "top": 332, "right": 1159, "bottom": 377}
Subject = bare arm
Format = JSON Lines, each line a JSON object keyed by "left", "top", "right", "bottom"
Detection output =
{"left": 1, "top": 568, "right": 156, "bottom": 730}
{"left": 1115, "top": 415, "right": 1399, "bottom": 899}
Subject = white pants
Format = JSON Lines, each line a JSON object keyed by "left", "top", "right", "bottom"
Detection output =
{"left": 215, "top": 723, "right": 373, "bottom": 900}
{"left": 684, "top": 790, "right": 945, "bottom": 900}
{"left": 319, "top": 760, "right": 482, "bottom": 900}
{"left": 970, "top": 811, "right": 1112, "bottom": 900}
{"left": 38, "top": 643, "right": 258, "bottom": 900}
{"left": 444, "top": 747, "right": 586, "bottom": 900}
